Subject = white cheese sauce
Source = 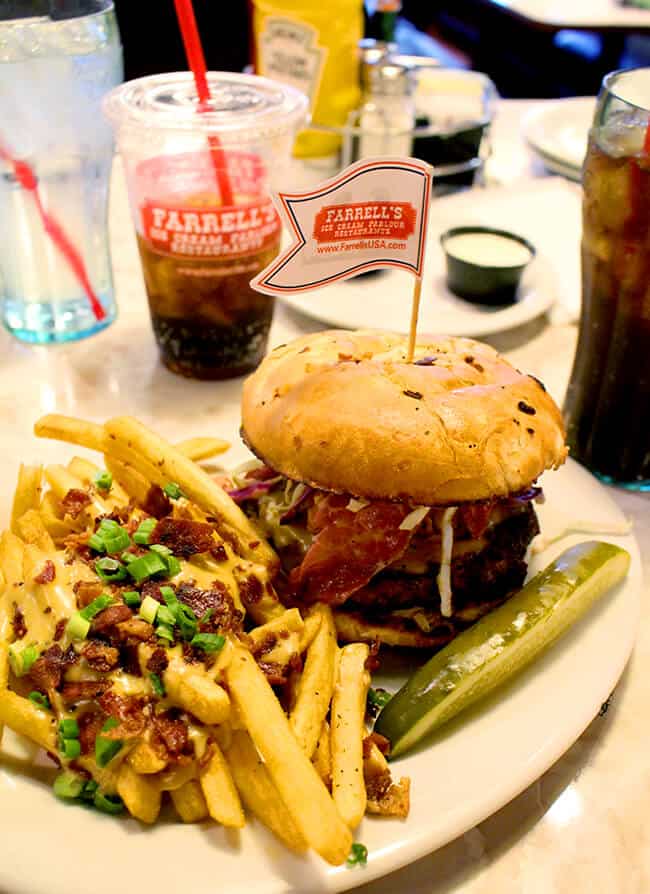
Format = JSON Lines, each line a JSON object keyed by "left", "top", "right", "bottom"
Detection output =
{"left": 445, "top": 232, "right": 532, "bottom": 268}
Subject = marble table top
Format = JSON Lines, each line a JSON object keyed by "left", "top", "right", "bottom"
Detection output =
{"left": 0, "top": 98, "right": 647, "bottom": 893}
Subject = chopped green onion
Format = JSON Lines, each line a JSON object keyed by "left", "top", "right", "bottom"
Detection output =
{"left": 65, "top": 613, "right": 91, "bottom": 641}
{"left": 133, "top": 518, "right": 156, "bottom": 546}
{"left": 53, "top": 771, "right": 85, "bottom": 800}
{"left": 155, "top": 624, "right": 175, "bottom": 644}
{"left": 59, "top": 718, "right": 80, "bottom": 739}
{"left": 61, "top": 737, "right": 81, "bottom": 760}
{"left": 120, "top": 550, "right": 138, "bottom": 564}
{"left": 175, "top": 603, "right": 198, "bottom": 641}
{"left": 93, "top": 791, "right": 124, "bottom": 815}
{"left": 346, "top": 843, "right": 368, "bottom": 867}
{"left": 79, "top": 593, "right": 113, "bottom": 621}
{"left": 163, "top": 482, "right": 183, "bottom": 500}
{"left": 150, "top": 543, "right": 172, "bottom": 558}
{"left": 149, "top": 672, "right": 165, "bottom": 697}
{"left": 139, "top": 595, "right": 160, "bottom": 624}
{"left": 95, "top": 718, "right": 122, "bottom": 768}
{"left": 190, "top": 633, "right": 225, "bottom": 653}
{"left": 98, "top": 519, "right": 120, "bottom": 534}
{"left": 156, "top": 605, "right": 176, "bottom": 627}
{"left": 28, "top": 691, "right": 50, "bottom": 710}
{"left": 199, "top": 608, "right": 215, "bottom": 625}
{"left": 126, "top": 551, "right": 167, "bottom": 584}
{"left": 9, "top": 643, "right": 40, "bottom": 677}
{"left": 88, "top": 533, "right": 106, "bottom": 552}
{"left": 95, "top": 557, "right": 128, "bottom": 583}
{"left": 165, "top": 556, "right": 181, "bottom": 578}
{"left": 94, "top": 470, "right": 112, "bottom": 492}
{"left": 80, "top": 779, "right": 98, "bottom": 803}
{"left": 159, "top": 585, "right": 176, "bottom": 605}
{"left": 367, "top": 688, "right": 392, "bottom": 712}
{"left": 122, "top": 590, "right": 141, "bottom": 609}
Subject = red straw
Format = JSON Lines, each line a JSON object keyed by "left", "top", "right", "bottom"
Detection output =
{"left": 644, "top": 119, "right": 650, "bottom": 153}
{"left": 173, "top": 0, "right": 235, "bottom": 207}
{"left": 0, "top": 140, "right": 105, "bottom": 322}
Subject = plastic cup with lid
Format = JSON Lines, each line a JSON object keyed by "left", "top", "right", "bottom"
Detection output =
{"left": 103, "top": 72, "right": 308, "bottom": 380}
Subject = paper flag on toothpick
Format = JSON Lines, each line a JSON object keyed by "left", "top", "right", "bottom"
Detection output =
{"left": 250, "top": 157, "right": 433, "bottom": 296}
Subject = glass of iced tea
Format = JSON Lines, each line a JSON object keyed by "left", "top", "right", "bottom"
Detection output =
{"left": 104, "top": 73, "right": 307, "bottom": 378}
{"left": 564, "top": 67, "right": 650, "bottom": 490}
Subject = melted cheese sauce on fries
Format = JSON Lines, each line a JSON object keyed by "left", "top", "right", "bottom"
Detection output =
{"left": 0, "top": 414, "right": 410, "bottom": 867}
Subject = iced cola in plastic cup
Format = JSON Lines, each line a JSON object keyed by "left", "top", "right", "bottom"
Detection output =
{"left": 104, "top": 73, "right": 307, "bottom": 378}
{"left": 564, "top": 67, "right": 650, "bottom": 489}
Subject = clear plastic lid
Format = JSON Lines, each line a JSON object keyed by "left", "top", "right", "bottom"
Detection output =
{"left": 104, "top": 71, "right": 309, "bottom": 143}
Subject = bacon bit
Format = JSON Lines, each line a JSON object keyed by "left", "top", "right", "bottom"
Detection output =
{"left": 91, "top": 604, "right": 132, "bottom": 633}
{"left": 98, "top": 691, "right": 148, "bottom": 739}
{"left": 150, "top": 517, "right": 215, "bottom": 558}
{"left": 245, "top": 465, "right": 278, "bottom": 482}
{"left": 28, "top": 644, "right": 76, "bottom": 691}
{"left": 142, "top": 485, "right": 172, "bottom": 519}
{"left": 176, "top": 581, "right": 243, "bottom": 632}
{"left": 34, "top": 560, "right": 56, "bottom": 585}
{"left": 61, "top": 488, "right": 92, "bottom": 519}
{"left": 61, "top": 680, "right": 109, "bottom": 704}
{"left": 456, "top": 501, "right": 495, "bottom": 539}
{"left": 73, "top": 579, "right": 104, "bottom": 608}
{"left": 115, "top": 617, "right": 154, "bottom": 642}
{"left": 403, "top": 389, "right": 423, "bottom": 400}
{"left": 237, "top": 574, "right": 263, "bottom": 607}
{"left": 12, "top": 604, "right": 26, "bottom": 640}
{"left": 78, "top": 710, "right": 105, "bottom": 755}
{"left": 53, "top": 618, "right": 67, "bottom": 642}
{"left": 146, "top": 647, "right": 168, "bottom": 676}
{"left": 211, "top": 543, "right": 227, "bottom": 562}
{"left": 120, "top": 644, "right": 143, "bottom": 677}
{"left": 363, "top": 732, "right": 391, "bottom": 758}
{"left": 249, "top": 633, "right": 277, "bottom": 658}
{"left": 364, "top": 639, "right": 381, "bottom": 672}
{"left": 141, "top": 580, "right": 164, "bottom": 603}
{"left": 257, "top": 660, "right": 287, "bottom": 686}
{"left": 81, "top": 641, "right": 119, "bottom": 672}
{"left": 152, "top": 712, "right": 189, "bottom": 757}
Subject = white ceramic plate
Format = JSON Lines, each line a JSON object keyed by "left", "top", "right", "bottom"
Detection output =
{"left": 278, "top": 218, "right": 557, "bottom": 338}
{"left": 522, "top": 97, "right": 596, "bottom": 176}
{"left": 0, "top": 459, "right": 641, "bottom": 894}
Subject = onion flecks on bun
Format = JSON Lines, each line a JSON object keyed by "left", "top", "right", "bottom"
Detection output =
{"left": 238, "top": 330, "right": 567, "bottom": 648}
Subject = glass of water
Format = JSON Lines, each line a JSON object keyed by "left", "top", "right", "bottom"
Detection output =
{"left": 0, "top": 0, "right": 123, "bottom": 343}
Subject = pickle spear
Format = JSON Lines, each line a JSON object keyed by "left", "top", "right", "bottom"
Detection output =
{"left": 375, "top": 541, "right": 631, "bottom": 758}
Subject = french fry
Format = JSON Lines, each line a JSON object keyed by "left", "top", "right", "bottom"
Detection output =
{"left": 117, "top": 762, "right": 162, "bottom": 824}
{"left": 139, "top": 645, "right": 231, "bottom": 725}
{"left": 104, "top": 455, "right": 150, "bottom": 507}
{"left": 0, "top": 690, "right": 57, "bottom": 752}
{"left": 44, "top": 465, "right": 108, "bottom": 518}
{"left": 10, "top": 465, "right": 43, "bottom": 535}
{"left": 171, "top": 779, "right": 209, "bottom": 823}
{"left": 312, "top": 719, "right": 332, "bottom": 789}
{"left": 199, "top": 740, "right": 245, "bottom": 828}
{"left": 298, "top": 612, "right": 322, "bottom": 654}
{"left": 0, "top": 530, "right": 24, "bottom": 605}
{"left": 34, "top": 414, "right": 107, "bottom": 452}
{"left": 331, "top": 643, "right": 370, "bottom": 829}
{"left": 67, "top": 456, "right": 130, "bottom": 507}
{"left": 175, "top": 437, "right": 230, "bottom": 462}
{"left": 39, "top": 491, "right": 79, "bottom": 541}
{"left": 103, "top": 416, "right": 277, "bottom": 567}
{"left": 225, "top": 645, "right": 352, "bottom": 865}
{"left": 289, "top": 604, "right": 337, "bottom": 758}
{"left": 225, "top": 729, "right": 308, "bottom": 853}
{"left": 23, "top": 545, "right": 75, "bottom": 619}
{"left": 15, "top": 510, "right": 55, "bottom": 552}
{"left": 127, "top": 741, "right": 167, "bottom": 775}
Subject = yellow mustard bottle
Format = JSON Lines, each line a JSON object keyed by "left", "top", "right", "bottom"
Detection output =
{"left": 252, "top": 0, "right": 363, "bottom": 157}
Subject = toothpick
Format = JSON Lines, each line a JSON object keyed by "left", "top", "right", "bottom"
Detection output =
{"left": 406, "top": 275, "right": 423, "bottom": 363}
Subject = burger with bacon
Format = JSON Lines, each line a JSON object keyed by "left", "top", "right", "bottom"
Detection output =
{"left": 233, "top": 330, "right": 567, "bottom": 649}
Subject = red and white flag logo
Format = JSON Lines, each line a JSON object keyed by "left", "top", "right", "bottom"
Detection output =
{"left": 250, "top": 157, "right": 433, "bottom": 295}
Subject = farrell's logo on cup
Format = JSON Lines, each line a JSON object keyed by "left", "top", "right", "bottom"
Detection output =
{"left": 141, "top": 198, "right": 280, "bottom": 258}
{"left": 312, "top": 201, "right": 417, "bottom": 243}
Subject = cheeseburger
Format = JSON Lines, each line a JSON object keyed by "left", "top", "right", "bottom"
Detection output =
{"left": 234, "top": 330, "right": 567, "bottom": 648}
